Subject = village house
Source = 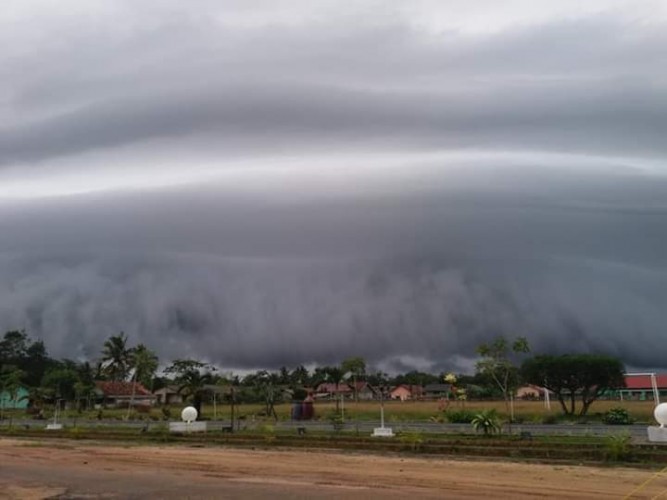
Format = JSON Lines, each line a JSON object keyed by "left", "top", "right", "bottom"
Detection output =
{"left": 0, "top": 386, "right": 29, "bottom": 410}
{"left": 95, "top": 381, "right": 155, "bottom": 408}
{"left": 315, "top": 381, "right": 377, "bottom": 400}
{"left": 389, "top": 384, "right": 424, "bottom": 401}
{"left": 618, "top": 374, "right": 667, "bottom": 401}
{"left": 516, "top": 385, "right": 553, "bottom": 400}
{"left": 423, "top": 383, "right": 452, "bottom": 399}
{"left": 153, "top": 386, "right": 184, "bottom": 406}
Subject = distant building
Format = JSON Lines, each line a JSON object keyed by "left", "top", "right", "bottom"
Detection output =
{"left": 315, "top": 381, "right": 377, "bottom": 400}
{"left": 619, "top": 374, "right": 667, "bottom": 401}
{"left": 516, "top": 385, "right": 552, "bottom": 400}
{"left": 423, "top": 383, "right": 452, "bottom": 399}
{"left": 390, "top": 384, "right": 424, "bottom": 401}
{"left": 153, "top": 386, "right": 184, "bottom": 406}
{"left": 0, "top": 386, "right": 29, "bottom": 410}
{"left": 95, "top": 381, "right": 155, "bottom": 408}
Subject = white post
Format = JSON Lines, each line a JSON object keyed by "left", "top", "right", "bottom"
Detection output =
{"left": 380, "top": 399, "right": 385, "bottom": 428}
{"left": 341, "top": 394, "right": 345, "bottom": 421}
{"left": 544, "top": 387, "right": 551, "bottom": 411}
{"left": 651, "top": 373, "right": 660, "bottom": 405}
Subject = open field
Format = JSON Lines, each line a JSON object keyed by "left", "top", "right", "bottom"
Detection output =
{"left": 2, "top": 437, "right": 667, "bottom": 499}
{"left": 3, "top": 399, "right": 658, "bottom": 423}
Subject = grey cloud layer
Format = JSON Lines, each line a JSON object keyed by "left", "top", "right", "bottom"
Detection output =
{"left": 3, "top": 12, "right": 667, "bottom": 167}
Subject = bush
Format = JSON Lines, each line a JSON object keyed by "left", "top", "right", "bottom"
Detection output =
{"left": 445, "top": 409, "right": 475, "bottom": 424}
{"left": 399, "top": 430, "right": 424, "bottom": 451}
{"left": 471, "top": 410, "right": 501, "bottom": 436}
{"left": 541, "top": 414, "right": 558, "bottom": 425}
{"left": 605, "top": 432, "right": 632, "bottom": 461}
{"left": 328, "top": 412, "right": 344, "bottom": 432}
{"left": 603, "top": 407, "right": 632, "bottom": 425}
{"left": 161, "top": 407, "right": 172, "bottom": 421}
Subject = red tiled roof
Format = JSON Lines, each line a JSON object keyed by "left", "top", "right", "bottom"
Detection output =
{"left": 391, "top": 384, "right": 424, "bottom": 395}
{"left": 316, "top": 382, "right": 370, "bottom": 394}
{"left": 95, "top": 381, "right": 152, "bottom": 397}
{"left": 624, "top": 375, "right": 667, "bottom": 390}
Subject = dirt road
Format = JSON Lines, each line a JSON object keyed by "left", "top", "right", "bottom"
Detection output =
{"left": 1, "top": 438, "right": 665, "bottom": 499}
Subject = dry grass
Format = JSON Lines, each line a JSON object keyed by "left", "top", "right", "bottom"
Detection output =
{"left": 4, "top": 399, "right": 656, "bottom": 423}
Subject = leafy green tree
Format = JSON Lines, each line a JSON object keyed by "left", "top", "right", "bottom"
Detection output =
{"left": 290, "top": 365, "right": 309, "bottom": 387}
{"left": 476, "top": 336, "right": 529, "bottom": 420}
{"left": 253, "top": 370, "right": 282, "bottom": 420}
{"left": 101, "top": 332, "right": 131, "bottom": 381}
{"left": 165, "top": 359, "right": 215, "bottom": 417}
{"left": 125, "top": 344, "right": 159, "bottom": 418}
{"left": 0, "top": 330, "right": 54, "bottom": 387}
{"left": 41, "top": 365, "right": 80, "bottom": 402}
{"left": 341, "top": 356, "right": 366, "bottom": 402}
{"left": 0, "top": 367, "right": 25, "bottom": 420}
{"left": 521, "top": 354, "right": 625, "bottom": 416}
{"left": 130, "top": 344, "right": 159, "bottom": 388}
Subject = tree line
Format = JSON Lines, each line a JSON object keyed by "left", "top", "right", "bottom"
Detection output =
{"left": 0, "top": 330, "right": 626, "bottom": 417}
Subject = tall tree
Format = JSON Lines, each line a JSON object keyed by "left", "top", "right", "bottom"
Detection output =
{"left": 0, "top": 367, "right": 25, "bottom": 421}
{"left": 165, "top": 359, "right": 215, "bottom": 417}
{"left": 342, "top": 357, "right": 366, "bottom": 402}
{"left": 101, "top": 332, "right": 132, "bottom": 381}
{"left": 125, "top": 344, "right": 159, "bottom": 418}
{"left": 521, "top": 354, "right": 625, "bottom": 416}
{"left": 253, "top": 370, "right": 281, "bottom": 420}
{"left": 476, "top": 336, "right": 530, "bottom": 421}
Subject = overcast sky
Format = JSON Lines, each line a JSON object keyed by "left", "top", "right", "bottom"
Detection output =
{"left": 1, "top": 0, "right": 666, "bottom": 373}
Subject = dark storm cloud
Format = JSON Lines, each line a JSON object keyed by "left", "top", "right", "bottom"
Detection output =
{"left": 1, "top": 166, "right": 666, "bottom": 370}
{"left": 2, "top": 2, "right": 667, "bottom": 371}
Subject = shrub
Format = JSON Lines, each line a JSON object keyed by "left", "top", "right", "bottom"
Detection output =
{"left": 541, "top": 414, "right": 558, "bottom": 425}
{"left": 445, "top": 409, "right": 476, "bottom": 424}
{"left": 603, "top": 407, "right": 632, "bottom": 425}
{"left": 161, "top": 407, "right": 172, "bottom": 421}
{"left": 399, "top": 430, "right": 424, "bottom": 451}
{"left": 605, "top": 432, "right": 632, "bottom": 461}
{"left": 328, "top": 412, "right": 344, "bottom": 432}
{"left": 471, "top": 410, "right": 501, "bottom": 436}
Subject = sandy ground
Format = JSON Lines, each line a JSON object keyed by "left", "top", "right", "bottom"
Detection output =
{"left": 1, "top": 438, "right": 667, "bottom": 499}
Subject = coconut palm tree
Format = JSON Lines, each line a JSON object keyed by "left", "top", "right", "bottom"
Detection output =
{"left": 125, "top": 344, "right": 159, "bottom": 419}
{"left": 101, "top": 332, "right": 131, "bottom": 381}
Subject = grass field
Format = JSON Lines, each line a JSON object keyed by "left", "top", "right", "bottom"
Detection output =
{"left": 1, "top": 399, "right": 658, "bottom": 423}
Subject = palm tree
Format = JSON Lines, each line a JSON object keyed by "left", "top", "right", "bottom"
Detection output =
{"left": 125, "top": 344, "right": 159, "bottom": 419}
{"left": 101, "top": 332, "right": 131, "bottom": 381}
{"left": 321, "top": 366, "right": 346, "bottom": 413}
{"left": 471, "top": 409, "right": 501, "bottom": 436}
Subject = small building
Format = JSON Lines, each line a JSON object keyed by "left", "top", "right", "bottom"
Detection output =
{"left": 390, "top": 384, "right": 424, "bottom": 401}
{"left": 315, "top": 381, "right": 377, "bottom": 400}
{"left": 619, "top": 374, "right": 667, "bottom": 401}
{"left": 423, "top": 383, "right": 452, "bottom": 399}
{"left": 95, "top": 381, "right": 155, "bottom": 408}
{"left": 516, "top": 385, "right": 552, "bottom": 400}
{"left": 153, "top": 386, "right": 184, "bottom": 406}
{"left": 0, "top": 386, "right": 29, "bottom": 410}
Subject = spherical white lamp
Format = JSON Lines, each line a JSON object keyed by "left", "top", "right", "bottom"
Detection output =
{"left": 181, "top": 406, "right": 198, "bottom": 423}
{"left": 654, "top": 403, "right": 667, "bottom": 428}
